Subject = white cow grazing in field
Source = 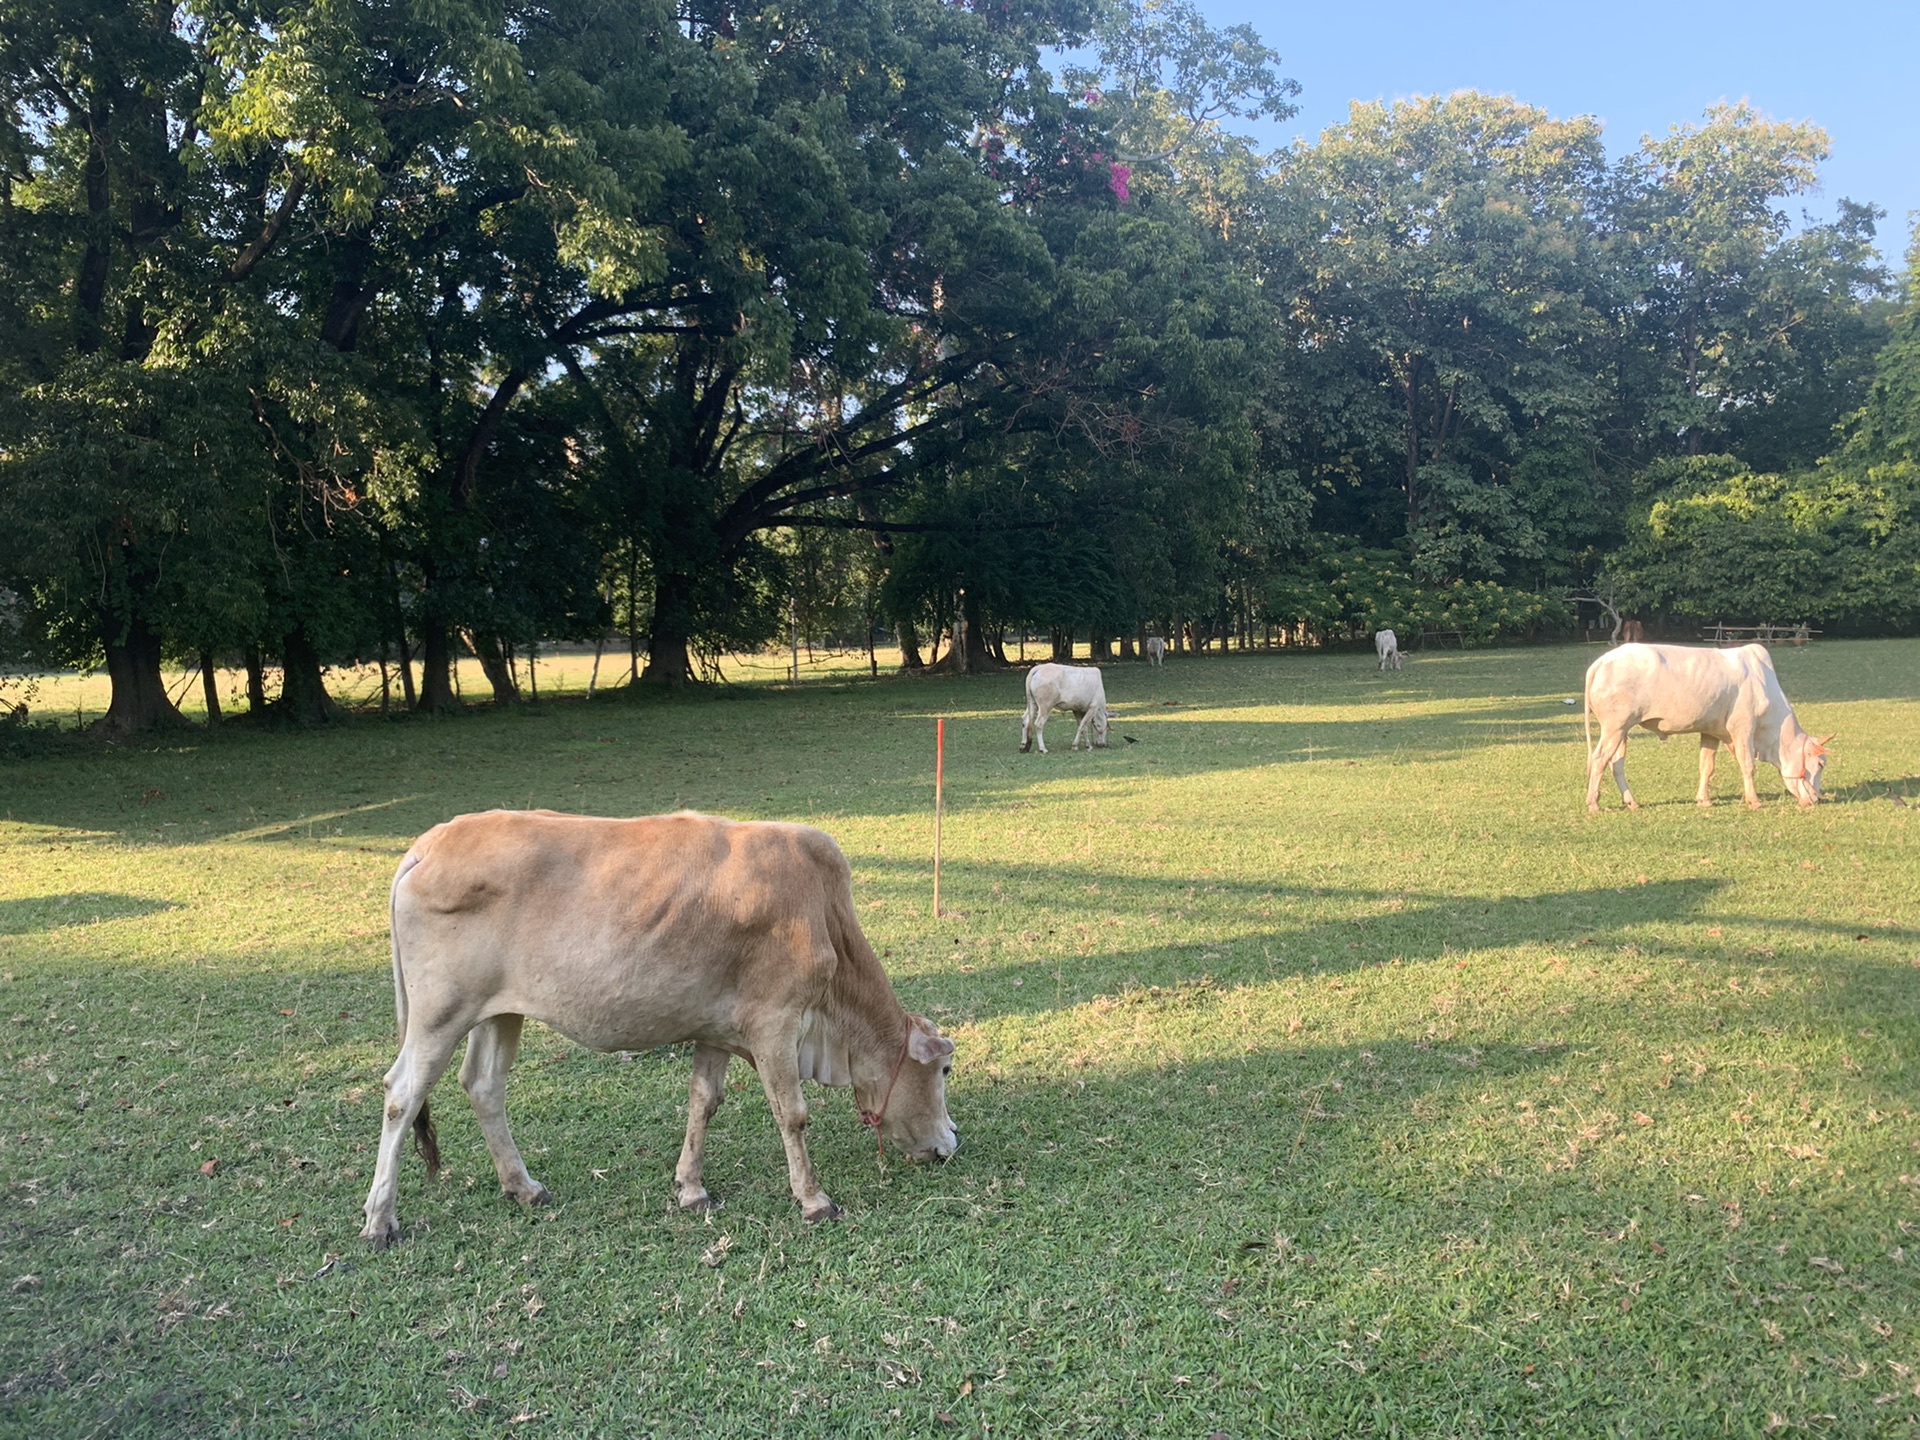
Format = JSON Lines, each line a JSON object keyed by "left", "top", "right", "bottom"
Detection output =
{"left": 1144, "top": 636, "right": 1165, "bottom": 666}
{"left": 1019, "top": 663, "right": 1109, "bottom": 753}
{"left": 360, "top": 810, "right": 957, "bottom": 1245}
{"left": 1583, "top": 643, "right": 1833, "bottom": 813}
{"left": 1374, "top": 629, "right": 1402, "bottom": 671}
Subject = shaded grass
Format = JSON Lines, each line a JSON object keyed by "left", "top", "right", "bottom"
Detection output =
{"left": 2, "top": 640, "right": 1918, "bottom": 1436}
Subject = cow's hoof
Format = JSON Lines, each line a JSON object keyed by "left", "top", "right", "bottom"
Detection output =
{"left": 362, "top": 1219, "right": 400, "bottom": 1251}
{"left": 506, "top": 1181, "right": 551, "bottom": 1207}
{"left": 803, "top": 1200, "right": 842, "bottom": 1224}
{"left": 678, "top": 1191, "right": 721, "bottom": 1212}
{"left": 1623, "top": 800, "right": 1639, "bottom": 811}
{"left": 1696, "top": 799, "right": 1713, "bottom": 809}
{"left": 1587, "top": 803, "right": 1600, "bottom": 814}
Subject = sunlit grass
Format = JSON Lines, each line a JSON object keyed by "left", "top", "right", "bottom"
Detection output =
{"left": 11, "top": 642, "right": 920, "bottom": 730}
{"left": 2, "top": 640, "right": 1918, "bottom": 1436}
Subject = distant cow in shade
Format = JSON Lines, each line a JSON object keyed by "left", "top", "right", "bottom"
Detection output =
{"left": 1374, "top": 629, "right": 1403, "bottom": 671}
{"left": 1020, "top": 664, "right": 1109, "bottom": 753}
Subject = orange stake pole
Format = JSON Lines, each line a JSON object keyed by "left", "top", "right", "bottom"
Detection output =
{"left": 933, "top": 717, "right": 945, "bottom": 919}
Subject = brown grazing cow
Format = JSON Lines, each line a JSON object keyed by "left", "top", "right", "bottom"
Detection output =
{"left": 360, "top": 810, "right": 957, "bottom": 1246}
{"left": 1619, "top": 618, "right": 1646, "bottom": 644}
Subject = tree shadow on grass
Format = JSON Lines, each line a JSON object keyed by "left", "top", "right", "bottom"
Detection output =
{"left": 0, "top": 891, "right": 176, "bottom": 935}
{"left": 11, "top": 643, "right": 1916, "bottom": 845}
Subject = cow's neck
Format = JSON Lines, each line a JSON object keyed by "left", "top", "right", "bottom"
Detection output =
{"left": 1772, "top": 711, "right": 1812, "bottom": 777}
{"left": 824, "top": 951, "right": 911, "bottom": 1106}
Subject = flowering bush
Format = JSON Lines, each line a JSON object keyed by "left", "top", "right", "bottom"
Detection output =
{"left": 1263, "top": 541, "right": 1570, "bottom": 645}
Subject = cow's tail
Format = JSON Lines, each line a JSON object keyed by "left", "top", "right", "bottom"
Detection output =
{"left": 390, "top": 850, "right": 440, "bottom": 1179}
{"left": 1582, "top": 667, "right": 1595, "bottom": 762}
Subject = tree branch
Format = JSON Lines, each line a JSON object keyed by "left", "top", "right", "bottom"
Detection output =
{"left": 226, "top": 159, "right": 308, "bottom": 282}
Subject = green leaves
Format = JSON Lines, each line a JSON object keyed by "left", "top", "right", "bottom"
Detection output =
{"left": 1609, "top": 458, "right": 1920, "bottom": 632}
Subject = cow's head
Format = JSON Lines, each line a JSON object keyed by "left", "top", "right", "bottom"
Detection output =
{"left": 1090, "top": 704, "right": 1110, "bottom": 748}
{"left": 877, "top": 1015, "right": 958, "bottom": 1162}
{"left": 1786, "top": 731, "right": 1836, "bottom": 805}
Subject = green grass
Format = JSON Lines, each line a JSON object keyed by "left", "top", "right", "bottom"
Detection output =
{"left": 3, "top": 640, "right": 1919, "bottom": 1437}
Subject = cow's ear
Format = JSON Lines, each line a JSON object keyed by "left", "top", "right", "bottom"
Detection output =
{"left": 907, "top": 1017, "right": 954, "bottom": 1064}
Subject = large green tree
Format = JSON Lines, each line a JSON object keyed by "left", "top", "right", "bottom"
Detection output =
{"left": 1614, "top": 103, "right": 1891, "bottom": 468}
{"left": 1264, "top": 93, "right": 1615, "bottom": 583}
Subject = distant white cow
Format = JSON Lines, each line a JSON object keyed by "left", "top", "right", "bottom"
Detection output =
{"left": 1143, "top": 636, "right": 1165, "bottom": 667}
{"left": 1019, "top": 664, "right": 1109, "bottom": 753}
{"left": 1583, "top": 643, "right": 1833, "bottom": 812}
{"left": 1374, "top": 629, "right": 1402, "bottom": 671}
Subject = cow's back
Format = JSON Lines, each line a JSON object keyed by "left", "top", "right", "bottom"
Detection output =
{"left": 394, "top": 811, "right": 844, "bottom": 1053}
{"left": 1027, "top": 662, "right": 1103, "bottom": 708}
{"left": 1585, "top": 643, "right": 1769, "bottom": 736}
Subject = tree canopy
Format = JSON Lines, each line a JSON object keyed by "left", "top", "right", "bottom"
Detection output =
{"left": 0, "top": 0, "right": 1909, "bottom": 731}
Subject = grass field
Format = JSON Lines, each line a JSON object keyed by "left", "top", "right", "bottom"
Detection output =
{"left": 3, "top": 640, "right": 1918, "bottom": 1437}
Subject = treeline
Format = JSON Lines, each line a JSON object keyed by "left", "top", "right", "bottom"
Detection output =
{"left": 1, "top": 0, "right": 1914, "bottom": 731}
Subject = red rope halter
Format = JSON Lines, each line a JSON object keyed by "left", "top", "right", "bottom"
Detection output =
{"left": 858, "top": 1029, "right": 913, "bottom": 1155}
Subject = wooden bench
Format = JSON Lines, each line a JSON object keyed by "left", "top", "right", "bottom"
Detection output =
{"left": 1703, "top": 622, "right": 1821, "bottom": 646}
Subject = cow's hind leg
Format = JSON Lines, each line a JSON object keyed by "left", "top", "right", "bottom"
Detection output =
{"left": 460, "top": 1013, "right": 548, "bottom": 1208}
{"left": 751, "top": 1044, "right": 838, "bottom": 1222}
{"left": 1696, "top": 737, "right": 1720, "bottom": 807}
{"left": 361, "top": 1026, "right": 462, "bottom": 1249}
{"left": 1586, "top": 727, "right": 1635, "bottom": 812}
{"left": 673, "top": 1043, "right": 731, "bottom": 1210}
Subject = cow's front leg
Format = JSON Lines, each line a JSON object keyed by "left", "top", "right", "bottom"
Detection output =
{"left": 1072, "top": 709, "right": 1093, "bottom": 750}
{"left": 1734, "top": 741, "right": 1762, "bottom": 808}
{"left": 460, "top": 1013, "right": 548, "bottom": 1208}
{"left": 752, "top": 1047, "right": 838, "bottom": 1222}
{"left": 1695, "top": 736, "right": 1720, "bottom": 807}
{"left": 674, "top": 1043, "right": 731, "bottom": 1210}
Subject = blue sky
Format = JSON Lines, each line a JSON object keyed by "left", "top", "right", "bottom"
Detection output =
{"left": 1198, "top": 0, "right": 1919, "bottom": 265}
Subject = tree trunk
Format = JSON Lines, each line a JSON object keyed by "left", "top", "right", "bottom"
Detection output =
{"left": 275, "top": 623, "right": 341, "bottom": 726}
{"left": 1089, "top": 632, "right": 1112, "bottom": 662}
{"left": 244, "top": 646, "right": 269, "bottom": 715}
{"left": 387, "top": 556, "right": 417, "bottom": 709}
{"left": 641, "top": 571, "right": 695, "bottom": 688}
{"left": 959, "top": 591, "right": 1000, "bottom": 672}
{"left": 416, "top": 619, "right": 460, "bottom": 713}
{"left": 1051, "top": 628, "right": 1072, "bottom": 662}
{"left": 1118, "top": 632, "right": 1135, "bottom": 661}
{"left": 464, "top": 630, "right": 521, "bottom": 705}
{"left": 198, "top": 651, "right": 222, "bottom": 726}
{"left": 1403, "top": 356, "right": 1422, "bottom": 542}
{"left": 97, "top": 608, "right": 187, "bottom": 734}
{"left": 897, "top": 618, "right": 924, "bottom": 670}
